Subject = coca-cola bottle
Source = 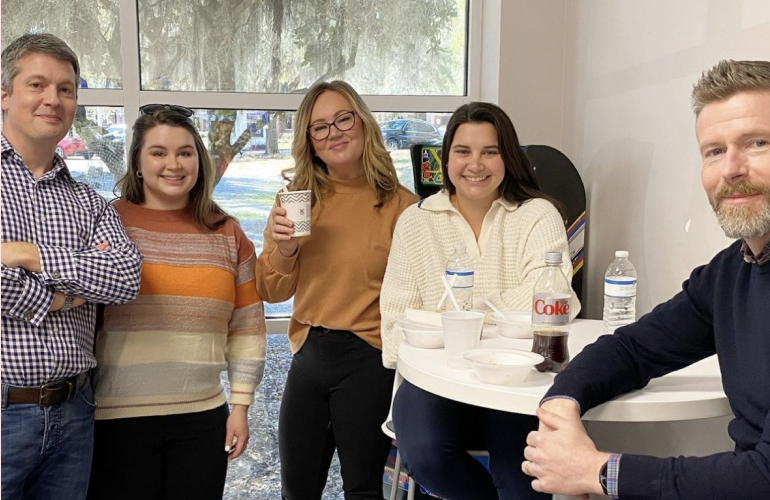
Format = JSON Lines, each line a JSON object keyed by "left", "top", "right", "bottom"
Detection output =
{"left": 531, "top": 252, "right": 572, "bottom": 373}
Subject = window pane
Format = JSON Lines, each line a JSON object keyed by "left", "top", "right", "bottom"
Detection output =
{"left": 1, "top": 0, "right": 122, "bottom": 89}
{"left": 374, "top": 112, "right": 450, "bottom": 191}
{"left": 62, "top": 108, "right": 451, "bottom": 317}
{"left": 198, "top": 109, "right": 295, "bottom": 317}
{"left": 61, "top": 106, "right": 126, "bottom": 195}
{"left": 138, "top": 0, "right": 467, "bottom": 95}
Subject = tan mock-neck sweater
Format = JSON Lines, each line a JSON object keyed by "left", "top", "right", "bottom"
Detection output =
{"left": 256, "top": 176, "right": 417, "bottom": 353}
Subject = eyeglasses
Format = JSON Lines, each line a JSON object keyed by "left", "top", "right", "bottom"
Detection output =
{"left": 307, "top": 111, "right": 356, "bottom": 140}
{"left": 139, "top": 104, "right": 194, "bottom": 118}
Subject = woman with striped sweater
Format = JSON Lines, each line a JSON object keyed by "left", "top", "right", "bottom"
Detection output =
{"left": 88, "top": 106, "right": 266, "bottom": 500}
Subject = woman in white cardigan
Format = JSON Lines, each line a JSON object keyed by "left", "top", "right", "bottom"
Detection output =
{"left": 380, "top": 102, "right": 580, "bottom": 500}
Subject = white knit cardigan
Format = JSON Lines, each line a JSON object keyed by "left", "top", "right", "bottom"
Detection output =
{"left": 380, "top": 191, "right": 580, "bottom": 368}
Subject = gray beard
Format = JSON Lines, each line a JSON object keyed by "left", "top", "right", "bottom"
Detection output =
{"left": 713, "top": 194, "right": 770, "bottom": 239}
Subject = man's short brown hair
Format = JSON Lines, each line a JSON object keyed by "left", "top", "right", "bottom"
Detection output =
{"left": 692, "top": 60, "right": 770, "bottom": 116}
{"left": 1, "top": 33, "right": 80, "bottom": 95}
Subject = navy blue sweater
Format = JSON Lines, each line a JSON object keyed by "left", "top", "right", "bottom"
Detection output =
{"left": 546, "top": 240, "right": 770, "bottom": 499}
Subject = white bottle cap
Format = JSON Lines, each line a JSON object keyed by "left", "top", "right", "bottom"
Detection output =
{"left": 544, "top": 252, "right": 562, "bottom": 264}
{"left": 454, "top": 243, "right": 466, "bottom": 252}
{"left": 615, "top": 250, "right": 629, "bottom": 258}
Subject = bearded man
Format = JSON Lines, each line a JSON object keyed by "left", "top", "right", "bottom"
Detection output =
{"left": 520, "top": 59, "right": 770, "bottom": 500}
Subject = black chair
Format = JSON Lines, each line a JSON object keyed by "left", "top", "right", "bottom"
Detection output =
{"left": 408, "top": 143, "right": 587, "bottom": 313}
{"left": 522, "top": 145, "right": 586, "bottom": 315}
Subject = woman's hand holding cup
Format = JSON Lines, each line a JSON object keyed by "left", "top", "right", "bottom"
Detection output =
{"left": 271, "top": 206, "right": 300, "bottom": 258}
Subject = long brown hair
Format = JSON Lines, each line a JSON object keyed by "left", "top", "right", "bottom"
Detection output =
{"left": 287, "top": 80, "right": 400, "bottom": 208}
{"left": 115, "top": 109, "right": 232, "bottom": 230}
{"left": 441, "top": 102, "right": 560, "bottom": 211}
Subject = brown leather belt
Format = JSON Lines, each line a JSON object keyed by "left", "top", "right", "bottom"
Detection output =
{"left": 6, "top": 374, "right": 82, "bottom": 407}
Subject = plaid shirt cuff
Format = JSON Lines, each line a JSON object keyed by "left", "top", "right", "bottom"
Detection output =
{"left": 607, "top": 453, "right": 622, "bottom": 499}
{"left": 37, "top": 245, "right": 78, "bottom": 284}
{"left": 7, "top": 271, "right": 54, "bottom": 326}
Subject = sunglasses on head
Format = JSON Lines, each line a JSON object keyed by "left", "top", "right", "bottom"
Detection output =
{"left": 139, "top": 104, "right": 194, "bottom": 118}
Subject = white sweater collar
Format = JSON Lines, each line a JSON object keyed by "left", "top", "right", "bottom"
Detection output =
{"left": 419, "top": 190, "right": 519, "bottom": 213}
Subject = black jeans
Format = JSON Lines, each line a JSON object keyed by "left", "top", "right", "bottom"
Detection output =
{"left": 280, "top": 327, "right": 394, "bottom": 500}
{"left": 88, "top": 404, "right": 229, "bottom": 500}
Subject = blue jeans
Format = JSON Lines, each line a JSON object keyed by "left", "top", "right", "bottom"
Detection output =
{"left": 393, "top": 380, "right": 548, "bottom": 500}
{"left": 1, "top": 376, "right": 96, "bottom": 500}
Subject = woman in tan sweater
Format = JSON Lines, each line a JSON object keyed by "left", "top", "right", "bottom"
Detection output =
{"left": 255, "top": 81, "right": 417, "bottom": 499}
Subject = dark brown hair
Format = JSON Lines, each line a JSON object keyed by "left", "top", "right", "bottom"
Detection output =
{"left": 441, "top": 102, "right": 557, "bottom": 210}
{"left": 115, "top": 109, "right": 232, "bottom": 230}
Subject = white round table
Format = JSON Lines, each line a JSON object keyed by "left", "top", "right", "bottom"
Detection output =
{"left": 397, "top": 319, "right": 731, "bottom": 421}
{"left": 397, "top": 319, "right": 735, "bottom": 499}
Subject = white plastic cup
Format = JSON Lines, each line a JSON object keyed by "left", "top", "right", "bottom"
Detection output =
{"left": 441, "top": 310, "right": 485, "bottom": 369}
{"left": 278, "top": 190, "right": 312, "bottom": 237}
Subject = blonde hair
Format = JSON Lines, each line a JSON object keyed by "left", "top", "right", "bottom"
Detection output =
{"left": 692, "top": 60, "right": 770, "bottom": 116}
{"left": 116, "top": 109, "right": 232, "bottom": 231}
{"left": 287, "top": 80, "right": 400, "bottom": 208}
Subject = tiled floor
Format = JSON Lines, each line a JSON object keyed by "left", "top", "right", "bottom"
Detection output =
{"left": 222, "top": 335, "right": 345, "bottom": 499}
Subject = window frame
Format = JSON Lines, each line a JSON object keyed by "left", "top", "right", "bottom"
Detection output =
{"left": 72, "top": 0, "right": 484, "bottom": 327}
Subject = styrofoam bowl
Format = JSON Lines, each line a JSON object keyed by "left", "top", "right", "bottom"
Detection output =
{"left": 395, "top": 318, "right": 442, "bottom": 332}
{"left": 463, "top": 348, "right": 543, "bottom": 385}
{"left": 496, "top": 311, "right": 532, "bottom": 339}
{"left": 395, "top": 321, "right": 444, "bottom": 349}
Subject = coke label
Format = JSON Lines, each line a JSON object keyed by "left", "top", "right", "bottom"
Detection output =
{"left": 532, "top": 293, "right": 570, "bottom": 326}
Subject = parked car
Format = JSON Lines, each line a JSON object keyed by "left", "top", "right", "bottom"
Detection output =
{"left": 102, "top": 124, "right": 126, "bottom": 144}
{"left": 56, "top": 132, "right": 92, "bottom": 159}
{"left": 380, "top": 118, "right": 443, "bottom": 151}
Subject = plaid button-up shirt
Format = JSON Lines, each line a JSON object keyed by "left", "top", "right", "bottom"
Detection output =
{"left": 1, "top": 136, "right": 142, "bottom": 387}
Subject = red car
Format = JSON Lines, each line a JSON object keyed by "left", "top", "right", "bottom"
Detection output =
{"left": 56, "top": 133, "right": 93, "bottom": 159}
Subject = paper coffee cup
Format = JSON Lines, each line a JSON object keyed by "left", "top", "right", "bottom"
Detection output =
{"left": 278, "top": 190, "right": 312, "bottom": 237}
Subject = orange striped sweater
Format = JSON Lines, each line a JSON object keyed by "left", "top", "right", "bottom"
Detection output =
{"left": 93, "top": 200, "right": 266, "bottom": 420}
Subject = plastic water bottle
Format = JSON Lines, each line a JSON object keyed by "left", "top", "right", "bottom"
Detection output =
{"left": 603, "top": 250, "right": 637, "bottom": 333}
{"left": 445, "top": 243, "right": 474, "bottom": 310}
{"left": 531, "top": 252, "right": 572, "bottom": 373}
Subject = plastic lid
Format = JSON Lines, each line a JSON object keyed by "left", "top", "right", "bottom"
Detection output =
{"left": 615, "top": 250, "right": 629, "bottom": 258}
{"left": 454, "top": 243, "right": 466, "bottom": 252}
{"left": 544, "top": 252, "right": 562, "bottom": 264}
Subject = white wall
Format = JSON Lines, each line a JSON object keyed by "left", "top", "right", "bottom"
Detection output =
{"left": 493, "top": 0, "right": 770, "bottom": 319}
{"left": 496, "top": 0, "right": 569, "bottom": 149}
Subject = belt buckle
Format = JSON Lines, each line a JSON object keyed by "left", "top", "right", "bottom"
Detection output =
{"left": 38, "top": 379, "right": 75, "bottom": 407}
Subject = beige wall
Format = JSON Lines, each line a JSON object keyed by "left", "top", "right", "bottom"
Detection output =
{"left": 492, "top": 0, "right": 770, "bottom": 319}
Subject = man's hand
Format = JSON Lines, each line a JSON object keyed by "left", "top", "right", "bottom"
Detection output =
{"left": 522, "top": 406, "right": 610, "bottom": 497}
{"left": 225, "top": 405, "right": 250, "bottom": 460}
{"left": 538, "top": 398, "right": 581, "bottom": 432}
{"left": 1, "top": 242, "right": 42, "bottom": 272}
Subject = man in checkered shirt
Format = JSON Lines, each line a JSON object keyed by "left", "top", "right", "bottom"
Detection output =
{"left": 1, "top": 34, "right": 142, "bottom": 499}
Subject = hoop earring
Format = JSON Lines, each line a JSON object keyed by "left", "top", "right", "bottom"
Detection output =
{"left": 136, "top": 171, "right": 143, "bottom": 179}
